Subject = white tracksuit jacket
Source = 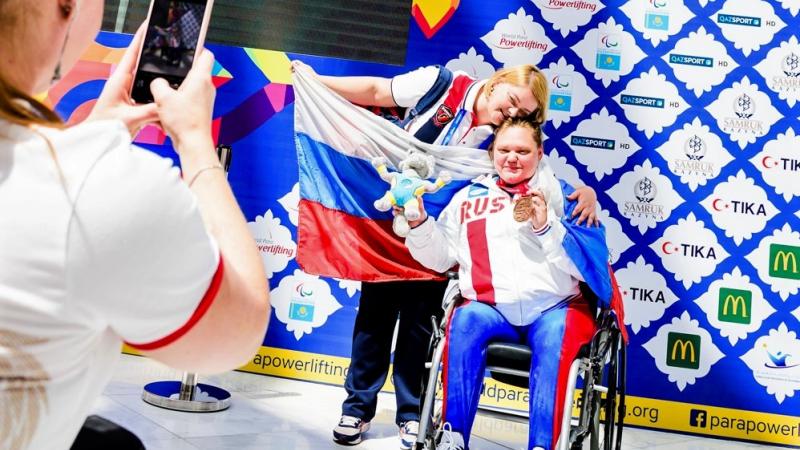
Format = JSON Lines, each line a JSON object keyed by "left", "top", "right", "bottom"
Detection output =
{"left": 405, "top": 170, "right": 584, "bottom": 326}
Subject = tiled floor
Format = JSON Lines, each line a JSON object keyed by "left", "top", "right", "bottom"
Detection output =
{"left": 94, "top": 355, "right": 788, "bottom": 450}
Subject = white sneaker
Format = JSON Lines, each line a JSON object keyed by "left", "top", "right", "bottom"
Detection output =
{"left": 436, "top": 423, "right": 465, "bottom": 450}
{"left": 333, "top": 415, "right": 370, "bottom": 446}
{"left": 399, "top": 420, "right": 419, "bottom": 449}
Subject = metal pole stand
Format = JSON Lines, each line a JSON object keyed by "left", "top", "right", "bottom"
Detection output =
{"left": 141, "top": 145, "right": 235, "bottom": 413}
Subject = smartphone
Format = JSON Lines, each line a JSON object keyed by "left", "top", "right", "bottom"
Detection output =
{"left": 131, "top": 0, "right": 214, "bottom": 104}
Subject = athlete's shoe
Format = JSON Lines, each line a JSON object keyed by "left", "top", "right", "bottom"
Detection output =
{"left": 399, "top": 420, "right": 419, "bottom": 449}
{"left": 333, "top": 415, "right": 370, "bottom": 446}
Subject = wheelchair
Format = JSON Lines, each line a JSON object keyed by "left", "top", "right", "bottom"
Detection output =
{"left": 415, "top": 276, "right": 627, "bottom": 450}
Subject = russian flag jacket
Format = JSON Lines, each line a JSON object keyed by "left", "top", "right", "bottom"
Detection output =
{"left": 406, "top": 166, "right": 613, "bottom": 327}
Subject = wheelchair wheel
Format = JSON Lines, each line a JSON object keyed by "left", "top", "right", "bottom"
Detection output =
{"left": 570, "top": 327, "right": 626, "bottom": 450}
{"left": 597, "top": 329, "right": 626, "bottom": 450}
{"left": 416, "top": 323, "right": 447, "bottom": 450}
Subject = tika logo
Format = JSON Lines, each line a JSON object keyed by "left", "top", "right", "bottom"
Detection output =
{"left": 288, "top": 283, "right": 315, "bottom": 322}
{"left": 782, "top": 53, "right": 800, "bottom": 77}
{"left": 710, "top": 198, "right": 768, "bottom": 216}
{"left": 689, "top": 409, "right": 708, "bottom": 428}
{"left": 769, "top": 244, "right": 800, "bottom": 280}
{"left": 433, "top": 104, "right": 454, "bottom": 127}
{"left": 718, "top": 288, "right": 752, "bottom": 325}
{"left": 628, "top": 287, "right": 666, "bottom": 303}
{"left": 684, "top": 135, "right": 707, "bottom": 160}
{"left": 761, "top": 156, "right": 800, "bottom": 172}
{"left": 661, "top": 241, "right": 719, "bottom": 260}
{"left": 634, "top": 177, "right": 657, "bottom": 203}
{"left": 734, "top": 93, "right": 756, "bottom": 119}
{"left": 667, "top": 332, "right": 701, "bottom": 369}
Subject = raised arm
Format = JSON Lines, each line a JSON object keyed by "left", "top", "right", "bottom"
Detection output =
{"left": 292, "top": 61, "right": 396, "bottom": 107}
{"left": 144, "top": 51, "right": 270, "bottom": 374}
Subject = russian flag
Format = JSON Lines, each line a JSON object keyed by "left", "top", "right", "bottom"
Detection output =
{"left": 293, "top": 67, "right": 492, "bottom": 281}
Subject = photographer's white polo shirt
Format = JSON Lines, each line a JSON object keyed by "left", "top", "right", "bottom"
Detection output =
{"left": 0, "top": 119, "right": 221, "bottom": 450}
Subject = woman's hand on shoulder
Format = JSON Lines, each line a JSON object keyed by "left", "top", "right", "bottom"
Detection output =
{"left": 566, "top": 185, "right": 599, "bottom": 227}
{"left": 86, "top": 25, "right": 159, "bottom": 136}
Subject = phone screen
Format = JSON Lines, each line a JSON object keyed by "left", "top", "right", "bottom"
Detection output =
{"left": 132, "top": 0, "right": 210, "bottom": 103}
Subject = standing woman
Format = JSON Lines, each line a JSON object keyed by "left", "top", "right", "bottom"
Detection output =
{"left": 0, "top": 2, "right": 269, "bottom": 449}
{"left": 294, "top": 61, "right": 598, "bottom": 448}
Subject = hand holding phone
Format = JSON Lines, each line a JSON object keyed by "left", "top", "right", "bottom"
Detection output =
{"left": 131, "top": 0, "right": 214, "bottom": 104}
{"left": 86, "top": 26, "right": 159, "bottom": 135}
{"left": 150, "top": 49, "right": 216, "bottom": 155}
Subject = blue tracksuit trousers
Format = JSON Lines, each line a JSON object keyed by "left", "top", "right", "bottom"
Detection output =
{"left": 442, "top": 297, "right": 596, "bottom": 450}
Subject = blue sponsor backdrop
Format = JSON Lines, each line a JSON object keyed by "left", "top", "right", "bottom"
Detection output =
{"left": 58, "top": 0, "right": 799, "bottom": 441}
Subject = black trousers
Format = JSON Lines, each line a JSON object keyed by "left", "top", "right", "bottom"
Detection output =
{"left": 341, "top": 279, "right": 447, "bottom": 425}
{"left": 70, "top": 415, "right": 145, "bottom": 450}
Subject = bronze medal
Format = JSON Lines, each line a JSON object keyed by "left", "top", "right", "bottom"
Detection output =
{"left": 513, "top": 195, "right": 533, "bottom": 222}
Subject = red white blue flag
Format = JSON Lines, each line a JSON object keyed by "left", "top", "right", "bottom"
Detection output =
{"left": 292, "top": 67, "right": 492, "bottom": 281}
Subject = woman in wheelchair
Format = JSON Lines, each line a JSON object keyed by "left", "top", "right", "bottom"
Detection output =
{"left": 404, "top": 118, "right": 617, "bottom": 450}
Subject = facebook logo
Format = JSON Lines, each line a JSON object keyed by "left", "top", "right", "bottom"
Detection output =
{"left": 689, "top": 409, "right": 707, "bottom": 428}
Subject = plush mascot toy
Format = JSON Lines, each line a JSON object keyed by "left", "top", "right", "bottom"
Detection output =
{"left": 372, "top": 151, "right": 452, "bottom": 237}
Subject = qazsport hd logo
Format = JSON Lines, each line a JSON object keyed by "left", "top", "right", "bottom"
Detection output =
{"left": 664, "top": 27, "right": 736, "bottom": 96}
{"left": 614, "top": 68, "right": 688, "bottom": 138}
{"left": 714, "top": 0, "right": 786, "bottom": 56}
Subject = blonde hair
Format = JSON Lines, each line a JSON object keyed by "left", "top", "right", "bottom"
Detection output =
{"left": 485, "top": 65, "right": 548, "bottom": 126}
{"left": 0, "top": 0, "right": 64, "bottom": 128}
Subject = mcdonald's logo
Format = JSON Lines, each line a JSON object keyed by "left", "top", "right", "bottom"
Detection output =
{"left": 717, "top": 288, "right": 752, "bottom": 325}
{"left": 666, "top": 332, "right": 701, "bottom": 369}
{"left": 769, "top": 244, "right": 800, "bottom": 280}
